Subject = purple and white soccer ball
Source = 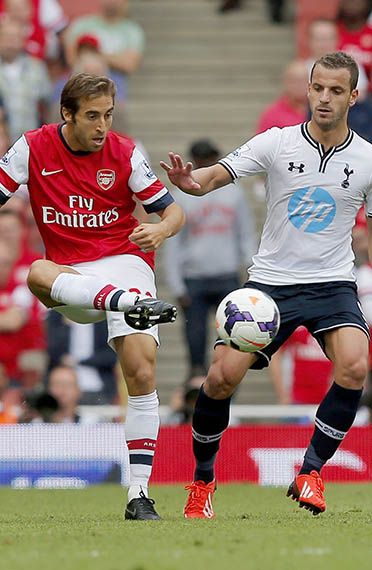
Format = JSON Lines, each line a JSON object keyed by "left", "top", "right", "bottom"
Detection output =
{"left": 215, "top": 288, "right": 280, "bottom": 353}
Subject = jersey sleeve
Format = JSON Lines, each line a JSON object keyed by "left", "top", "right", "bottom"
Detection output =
{"left": 128, "top": 146, "right": 174, "bottom": 213}
{"left": 218, "top": 127, "right": 282, "bottom": 180}
{"left": 0, "top": 136, "right": 29, "bottom": 205}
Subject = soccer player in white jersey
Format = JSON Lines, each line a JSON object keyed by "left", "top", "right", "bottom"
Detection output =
{"left": 161, "top": 51, "right": 372, "bottom": 518}
{"left": 0, "top": 73, "right": 185, "bottom": 520}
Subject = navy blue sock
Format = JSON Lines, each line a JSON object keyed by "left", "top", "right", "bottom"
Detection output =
{"left": 192, "top": 385, "right": 231, "bottom": 483}
{"left": 299, "top": 382, "right": 363, "bottom": 475}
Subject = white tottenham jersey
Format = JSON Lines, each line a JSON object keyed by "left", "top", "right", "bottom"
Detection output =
{"left": 219, "top": 123, "right": 372, "bottom": 285}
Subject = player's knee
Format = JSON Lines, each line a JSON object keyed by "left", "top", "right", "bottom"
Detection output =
{"left": 204, "top": 370, "right": 236, "bottom": 399}
{"left": 27, "top": 260, "right": 48, "bottom": 292}
{"left": 339, "top": 356, "right": 369, "bottom": 389}
{"left": 27, "top": 259, "right": 61, "bottom": 296}
{"left": 125, "top": 359, "right": 156, "bottom": 392}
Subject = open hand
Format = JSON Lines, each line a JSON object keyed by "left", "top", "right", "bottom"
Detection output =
{"left": 160, "top": 152, "right": 201, "bottom": 192}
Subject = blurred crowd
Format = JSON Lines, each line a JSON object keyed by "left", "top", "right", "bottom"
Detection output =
{"left": 1, "top": 0, "right": 372, "bottom": 424}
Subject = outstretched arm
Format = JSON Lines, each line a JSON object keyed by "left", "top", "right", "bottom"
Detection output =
{"left": 160, "top": 152, "right": 232, "bottom": 196}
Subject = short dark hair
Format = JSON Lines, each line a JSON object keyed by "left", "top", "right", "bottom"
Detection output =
{"left": 189, "top": 139, "right": 220, "bottom": 160}
{"left": 60, "top": 73, "right": 117, "bottom": 119}
{"left": 310, "top": 52, "right": 359, "bottom": 91}
{"left": 338, "top": 0, "right": 370, "bottom": 23}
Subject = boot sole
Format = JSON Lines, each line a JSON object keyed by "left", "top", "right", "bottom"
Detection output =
{"left": 126, "top": 305, "right": 177, "bottom": 329}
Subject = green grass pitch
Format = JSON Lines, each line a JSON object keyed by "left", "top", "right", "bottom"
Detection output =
{"left": 0, "top": 483, "right": 372, "bottom": 570}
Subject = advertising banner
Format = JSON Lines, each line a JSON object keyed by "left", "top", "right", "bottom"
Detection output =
{"left": 0, "top": 423, "right": 129, "bottom": 488}
{"left": 0, "top": 424, "right": 371, "bottom": 488}
{"left": 153, "top": 425, "right": 372, "bottom": 485}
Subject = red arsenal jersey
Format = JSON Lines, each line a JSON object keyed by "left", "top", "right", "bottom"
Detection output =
{"left": 0, "top": 124, "right": 174, "bottom": 269}
{"left": 12, "top": 248, "right": 46, "bottom": 354}
{"left": 338, "top": 22, "right": 372, "bottom": 78}
{"left": 0, "top": 266, "right": 45, "bottom": 380}
{"left": 0, "top": 0, "right": 46, "bottom": 60}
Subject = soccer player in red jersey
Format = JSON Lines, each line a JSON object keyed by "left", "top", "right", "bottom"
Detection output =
{"left": 0, "top": 73, "right": 185, "bottom": 520}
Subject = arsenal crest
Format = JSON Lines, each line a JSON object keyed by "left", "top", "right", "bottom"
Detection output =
{"left": 97, "top": 169, "right": 115, "bottom": 190}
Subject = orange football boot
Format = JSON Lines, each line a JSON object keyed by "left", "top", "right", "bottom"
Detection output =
{"left": 184, "top": 480, "right": 216, "bottom": 519}
{"left": 287, "top": 470, "right": 326, "bottom": 515}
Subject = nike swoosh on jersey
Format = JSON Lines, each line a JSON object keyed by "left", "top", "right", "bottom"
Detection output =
{"left": 41, "top": 168, "right": 63, "bottom": 176}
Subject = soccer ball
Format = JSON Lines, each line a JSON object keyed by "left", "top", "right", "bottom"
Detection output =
{"left": 215, "top": 288, "right": 280, "bottom": 352}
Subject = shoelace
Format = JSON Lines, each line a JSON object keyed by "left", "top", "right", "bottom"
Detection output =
{"left": 138, "top": 490, "right": 157, "bottom": 511}
{"left": 184, "top": 482, "right": 209, "bottom": 514}
{"left": 309, "top": 471, "right": 325, "bottom": 497}
{"left": 184, "top": 483, "right": 202, "bottom": 497}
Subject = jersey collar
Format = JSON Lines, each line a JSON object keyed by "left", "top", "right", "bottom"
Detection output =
{"left": 301, "top": 122, "right": 354, "bottom": 173}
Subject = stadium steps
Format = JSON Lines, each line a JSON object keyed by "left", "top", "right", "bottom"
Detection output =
{"left": 127, "top": 0, "right": 295, "bottom": 405}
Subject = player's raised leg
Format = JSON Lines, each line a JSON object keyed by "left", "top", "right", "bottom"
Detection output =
{"left": 184, "top": 345, "right": 258, "bottom": 518}
{"left": 115, "top": 334, "right": 162, "bottom": 520}
{"left": 27, "top": 259, "right": 177, "bottom": 329}
{"left": 287, "top": 326, "right": 369, "bottom": 515}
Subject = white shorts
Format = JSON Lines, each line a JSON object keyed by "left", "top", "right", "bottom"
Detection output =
{"left": 54, "top": 254, "right": 159, "bottom": 348}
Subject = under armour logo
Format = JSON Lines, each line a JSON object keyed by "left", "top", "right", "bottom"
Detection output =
{"left": 341, "top": 164, "right": 354, "bottom": 188}
{"left": 288, "top": 162, "right": 305, "bottom": 173}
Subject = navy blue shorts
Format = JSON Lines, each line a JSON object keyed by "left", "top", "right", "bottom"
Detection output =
{"left": 216, "top": 280, "right": 370, "bottom": 370}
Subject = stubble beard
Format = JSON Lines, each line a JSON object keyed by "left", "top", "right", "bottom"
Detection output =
{"left": 313, "top": 105, "right": 349, "bottom": 133}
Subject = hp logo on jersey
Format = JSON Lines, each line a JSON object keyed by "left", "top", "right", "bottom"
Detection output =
{"left": 288, "top": 187, "right": 336, "bottom": 233}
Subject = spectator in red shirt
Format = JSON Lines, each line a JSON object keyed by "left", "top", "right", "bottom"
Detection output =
{"left": 0, "top": 238, "right": 29, "bottom": 380}
{"left": 337, "top": 0, "right": 372, "bottom": 86}
{"left": 0, "top": 212, "right": 46, "bottom": 387}
{"left": 0, "top": 362, "right": 19, "bottom": 422}
{"left": 306, "top": 18, "right": 369, "bottom": 92}
{"left": 255, "top": 59, "right": 309, "bottom": 134}
{"left": 1, "top": 0, "right": 46, "bottom": 60}
{"left": 0, "top": 0, "right": 68, "bottom": 62}
{"left": 0, "top": 208, "right": 42, "bottom": 274}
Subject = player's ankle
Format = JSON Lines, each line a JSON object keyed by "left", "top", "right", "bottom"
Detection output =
{"left": 116, "top": 291, "right": 139, "bottom": 311}
{"left": 128, "top": 484, "right": 149, "bottom": 502}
